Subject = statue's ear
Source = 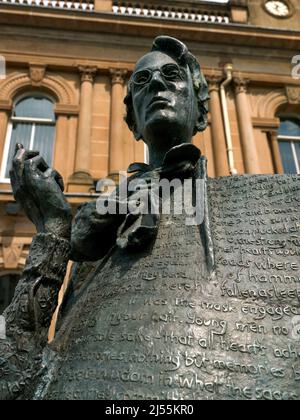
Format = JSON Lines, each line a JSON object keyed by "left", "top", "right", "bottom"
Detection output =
{"left": 124, "top": 95, "right": 143, "bottom": 140}
{"left": 195, "top": 103, "right": 208, "bottom": 133}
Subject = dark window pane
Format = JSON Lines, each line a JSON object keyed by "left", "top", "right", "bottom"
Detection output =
{"left": 14, "top": 97, "right": 55, "bottom": 120}
{"left": 279, "top": 141, "right": 297, "bottom": 174}
{"left": 0, "top": 274, "right": 20, "bottom": 314}
{"left": 278, "top": 119, "right": 300, "bottom": 137}
{"left": 5, "top": 122, "right": 32, "bottom": 178}
{"left": 34, "top": 124, "right": 56, "bottom": 167}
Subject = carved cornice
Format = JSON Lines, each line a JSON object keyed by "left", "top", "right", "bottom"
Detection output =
{"left": 233, "top": 77, "right": 250, "bottom": 94}
{"left": 110, "top": 68, "right": 127, "bottom": 85}
{"left": 0, "top": 6, "right": 299, "bottom": 52}
{"left": 55, "top": 104, "right": 80, "bottom": 116}
{"left": 252, "top": 117, "right": 280, "bottom": 130}
{"left": 79, "top": 66, "right": 98, "bottom": 83}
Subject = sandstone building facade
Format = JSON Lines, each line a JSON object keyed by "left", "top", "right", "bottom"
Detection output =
{"left": 0, "top": 0, "right": 299, "bottom": 312}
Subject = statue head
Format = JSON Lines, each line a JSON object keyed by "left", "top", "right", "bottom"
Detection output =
{"left": 124, "top": 36, "right": 209, "bottom": 155}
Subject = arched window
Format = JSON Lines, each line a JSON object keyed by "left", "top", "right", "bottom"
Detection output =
{"left": 0, "top": 273, "right": 20, "bottom": 314}
{"left": 278, "top": 118, "right": 300, "bottom": 174}
{"left": 0, "top": 95, "right": 56, "bottom": 181}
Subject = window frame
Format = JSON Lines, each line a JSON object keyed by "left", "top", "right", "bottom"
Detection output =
{"left": 144, "top": 144, "right": 149, "bottom": 164}
{"left": 0, "top": 93, "right": 56, "bottom": 183}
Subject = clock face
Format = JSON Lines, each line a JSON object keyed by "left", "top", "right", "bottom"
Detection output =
{"left": 265, "top": 0, "right": 290, "bottom": 17}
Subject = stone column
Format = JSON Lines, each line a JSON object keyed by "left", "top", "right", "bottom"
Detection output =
{"left": 69, "top": 66, "right": 97, "bottom": 191}
{"left": 207, "top": 76, "right": 229, "bottom": 177}
{"left": 234, "top": 77, "right": 260, "bottom": 174}
{"left": 267, "top": 130, "right": 284, "bottom": 174}
{"left": 66, "top": 116, "right": 78, "bottom": 182}
{"left": 53, "top": 114, "right": 69, "bottom": 182}
{"left": 109, "top": 69, "right": 127, "bottom": 181}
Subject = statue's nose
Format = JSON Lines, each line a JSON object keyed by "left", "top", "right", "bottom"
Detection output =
{"left": 148, "top": 70, "right": 167, "bottom": 91}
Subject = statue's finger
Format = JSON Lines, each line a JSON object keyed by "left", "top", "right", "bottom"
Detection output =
{"left": 24, "top": 150, "right": 40, "bottom": 160}
{"left": 25, "top": 155, "right": 49, "bottom": 174}
{"left": 12, "top": 145, "right": 39, "bottom": 179}
{"left": 23, "top": 157, "right": 49, "bottom": 185}
{"left": 14, "top": 143, "right": 24, "bottom": 155}
{"left": 14, "top": 143, "right": 39, "bottom": 159}
{"left": 12, "top": 147, "right": 27, "bottom": 178}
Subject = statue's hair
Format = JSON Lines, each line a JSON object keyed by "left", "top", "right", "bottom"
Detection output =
{"left": 124, "top": 35, "right": 209, "bottom": 139}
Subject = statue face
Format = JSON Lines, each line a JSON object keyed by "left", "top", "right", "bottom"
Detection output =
{"left": 131, "top": 51, "right": 198, "bottom": 151}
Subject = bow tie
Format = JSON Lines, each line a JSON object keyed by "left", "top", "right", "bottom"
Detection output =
{"left": 117, "top": 143, "right": 202, "bottom": 251}
{"left": 127, "top": 143, "right": 202, "bottom": 180}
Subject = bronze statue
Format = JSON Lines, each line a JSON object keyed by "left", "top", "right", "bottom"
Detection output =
{"left": 1, "top": 36, "right": 300, "bottom": 401}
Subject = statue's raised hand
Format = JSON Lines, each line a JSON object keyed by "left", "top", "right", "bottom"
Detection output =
{"left": 10, "top": 144, "right": 72, "bottom": 239}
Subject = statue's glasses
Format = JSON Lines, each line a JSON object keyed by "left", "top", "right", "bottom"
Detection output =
{"left": 132, "top": 63, "right": 183, "bottom": 86}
